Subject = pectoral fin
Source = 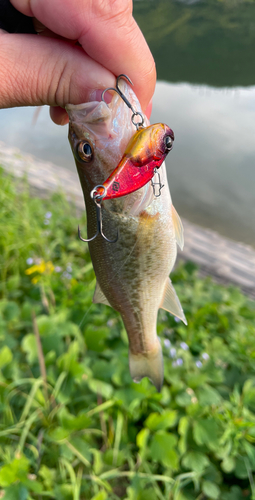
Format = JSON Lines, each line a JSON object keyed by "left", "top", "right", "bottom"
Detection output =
{"left": 172, "top": 205, "right": 184, "bottom": 250}
{"left": 160, "top": 278, "right": 187, "bottom": 325}
{"left": 93, "top": 281, "right": 112, "bottom": 307}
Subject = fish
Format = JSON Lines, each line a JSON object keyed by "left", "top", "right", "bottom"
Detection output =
{"left": 66, "top": 79, "right": 187, "bottom": 391}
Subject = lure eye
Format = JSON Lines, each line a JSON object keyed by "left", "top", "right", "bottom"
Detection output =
{"left": 164, "top": 136, "right": 173, "bottom": 152}
{"left": 77, "top": 141, "right": 93, "bottom": 162}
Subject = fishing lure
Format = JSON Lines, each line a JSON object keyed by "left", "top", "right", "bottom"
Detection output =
{"left": 79, "top": 74, "right": 175, "bottom": 243}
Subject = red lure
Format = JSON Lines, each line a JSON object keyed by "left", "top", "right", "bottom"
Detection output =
{"left": 94, "top": 123, "right": 174, "bottom": 200}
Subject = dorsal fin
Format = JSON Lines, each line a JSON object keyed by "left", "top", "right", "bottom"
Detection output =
{"left": 93, "top": 281, "right": 112, "bottom": 307}
{"left": 172, "top": 205, "right": 184, "bottom": 250}
{"left": 160, "top": 278, "right": 187, "bottom": 325}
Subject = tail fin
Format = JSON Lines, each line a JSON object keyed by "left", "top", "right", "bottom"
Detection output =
{"left": 129, "top": 339, "right": 164, "bottom": 392}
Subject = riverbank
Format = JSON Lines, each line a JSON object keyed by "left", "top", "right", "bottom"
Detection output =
{"left": 1, "top": 141, "right": 254, "bottom": 298}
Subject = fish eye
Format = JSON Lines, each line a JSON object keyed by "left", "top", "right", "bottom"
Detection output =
{"left": 164, "top": 136, "right": 173, "bottom": 152}
{"left": 77, "top": 141, "right": 93, "bottom": 162}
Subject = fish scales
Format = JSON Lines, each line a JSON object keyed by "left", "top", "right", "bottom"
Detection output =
{"left": 66, "top": 80, "right": 186, "bottom": 391}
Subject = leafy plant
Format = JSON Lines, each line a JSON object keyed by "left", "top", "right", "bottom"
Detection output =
{"left": 0, "top": 167, "right": 255, "bottom": 499}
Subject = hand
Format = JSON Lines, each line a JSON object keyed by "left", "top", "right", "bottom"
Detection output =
{"left": 0, "top": 0, "right": 156, "bottom": 124}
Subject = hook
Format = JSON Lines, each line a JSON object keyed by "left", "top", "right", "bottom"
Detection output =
{"left": 151, "top": 169, "right": 164, "bottom": 198}
{"left": 116, "top": 74, "right": 136, "bottom": 113}
{"left": 101, "top": 74, "right": 144, "bottom": 130}
{"left": 78, "top": 186, "right": 119, "bottom": 244}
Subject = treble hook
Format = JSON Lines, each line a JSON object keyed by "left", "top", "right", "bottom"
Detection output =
{"left": 101, "top": 74, "right": 144, "bottom": 130}
{"left": 151, "top": 168, "right": 164, "bottom": 198}
{"left": 78, "top": 186, "right": 119, "bottom": 244}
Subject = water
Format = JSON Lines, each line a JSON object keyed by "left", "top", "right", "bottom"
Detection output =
{"left": 0, "top": 0, "right": 255, "bottom": 246}
{"left": 152, "top": 83, "right": 255, "bottom": 246}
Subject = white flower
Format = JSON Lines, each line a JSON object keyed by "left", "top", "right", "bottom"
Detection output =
{"left": 62, "top": 271, "right": 72, "bottom": 279}
{"left": 170, "top": 348, "right": 176, "bottom": 358}
{"left": 107, "top": 319, "right": 115, "bottom": 327}
{"left": 164, "top": 339, "right": 171, "bottom": 349}
{"left": 196, "top": 360, "right": 203, "bottom": 368}
{"left": 176, "top": 358, "right": 183, "bottom": 366}
{"left": 44, "top": 220, "right": 50, "bottom": 225}
{"left": 45, "top": 211, "right": 52, "bottom": 219}
{"left": 180, "top": 342, "right": 189, "bottom": 351}
{"left": 174, "top": 317, "right": 181, "bottom": 323}
{"left": 66, "top": 265, "right": 72, "bottom": 273}
{"left": 172, "top": 358, "right": 183, "bottom": 367}
{"left": 55, "top": 266, "right": 62, "bottom": 273}
{"left": 26, "top": 257, "right": 33, "bottom": 265}
{"left": 202, "top": 352, "right": 210, "bottom": 360}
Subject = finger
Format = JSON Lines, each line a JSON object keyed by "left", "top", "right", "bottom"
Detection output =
{"left": 145, "top": 99, "right": 153, "bottom": 120}
{"left": 11, "top": 0, "right": 156, "bottom": 111}
{"left": 50, "top": 106, "right": 69, "bottom": 125}
{"left": 33, "top": 18, "right": 74, "bottom": 40}
{"left": 0, "top": 32, "right": 115, "bottom": 109}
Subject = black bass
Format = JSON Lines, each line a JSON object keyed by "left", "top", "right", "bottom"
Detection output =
{"left": 66, "top": 80, "right": 186, "bottom": 391}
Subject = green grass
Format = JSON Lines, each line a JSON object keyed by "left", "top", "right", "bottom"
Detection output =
{"left": 0, "top": 167, "right": 255, "bottom": 499}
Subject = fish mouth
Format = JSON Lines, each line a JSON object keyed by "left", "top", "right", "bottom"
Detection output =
{"left": 65, "top": 83, "right": 119, "bottom": 115}
{"left": 65, "top": 79, "right": 146, "bottom": 127}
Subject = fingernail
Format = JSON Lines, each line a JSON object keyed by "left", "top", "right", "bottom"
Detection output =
{"left": 89, "top": 89, "right": 113, "bottom": 103}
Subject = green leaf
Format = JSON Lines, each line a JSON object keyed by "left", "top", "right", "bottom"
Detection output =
{"left": 178, "top": 416, "right": 189, "bottom": 436}
{"left": 196, "top": 385, "right": 221, "bottom": 406}
{"left": 136, "top": 428, "right": 150, "bottom": 452}
{"left": 92, "top": 359, "right": 115, "bottom": 382}
{"left": 202, "top": 480, "right": 220, "bottom": 499}
{"left": 0, "top": 456, "right": 29, "bottom": 487}
{"left": 2, "top": 484, "right": 28, "bottom": 500}
{"left": 54, "top": 483, "right": 73, "bottom": 500}
{"left": 88, "top": 378, "right": 113, "bottom": 399}
{"left": 21, "top": 334, "right": 37, "bottom": 365}
{"left": 221, "top": 486, "right": 243, "bottom": 500}
{"left": 221, "top": 456, "right": 236, "bottom": 473}
{"left": 193, "top": 419, "right": 219, "bottom": 449}
{"left": 38, "top": 465, "right": 56, "bottom": 490}
{"left": 182, "top": 451, "right": 210, "bottom": 473}
{"left": 203, "top": 463, "right": 222, "bottom": 485}
{"left": 2, "top": 301, "right": 20, "bottom": 321}
{"left": 186, "top": 373, "right": 208, "bottom": 388}
{"left": 175, "top": 391, "right": 192, "bottom": 407}
{"left": 22, "top": 478, "right": 43, "bottom": 494}
{"left": 47, "top": 427, "right": 70, "bottom": 442}
{"left": 85, "top": 325, "right": 109, "bottom": 352}
{"left": 150, "top": 431, "right": 178, "bottom": 468}
{"left": 34, "top": 315, "right": 52, "bottom": 336}
{"left": 243, "top": 441, "right": 255, "bottom": 470}
{"left": 6, "top": 275, "right": 20, "bottom": 292}
{"left": 60, "top": 410, "right": 91, "bottom": 431}
{"left": 234, "top": 456, "right": 248, "bottom": 479}
{"left": 145, "top": 410, "right": 178, "bottom": 431}
{"left": 0, "top": 345, "right": 13, "bottom": 368}
{"left": 91, "top": 491, "right": 108, "bottom": 500}
{"left": 68, "top": 436, "right": 91, "bottom": 464}
{"left": 115, "top": 384, "right": 149, "bottom": 408}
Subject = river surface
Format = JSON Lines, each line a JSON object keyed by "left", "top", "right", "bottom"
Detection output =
{"left": 0, "top": 0, "right": 255, "bottom": 246}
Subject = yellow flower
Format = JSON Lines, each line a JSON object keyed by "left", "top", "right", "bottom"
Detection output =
{"left": 31, "top": 276, "right": 40, "bottom": 284}
{"left": 25, "top": 260, "right": 54, "bottom": 280}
